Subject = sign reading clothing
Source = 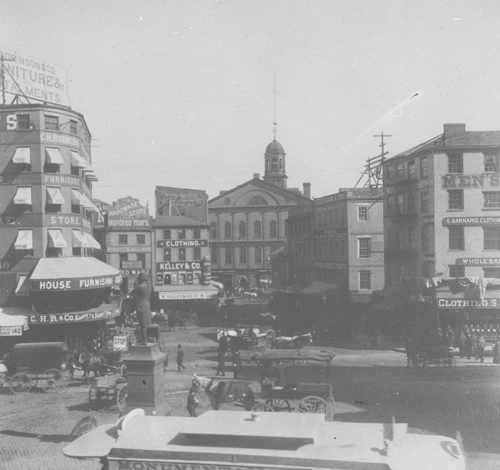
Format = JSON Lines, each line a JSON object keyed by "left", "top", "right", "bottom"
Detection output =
{"left": 157, "top": 239, "right": 208, "bottom": 248}
{"left": 28, "top": 309, "right": 119, "bottom": 324}
{"left": 30, "top": 275, "right": 122, "bottom": 291}
{"left": 438, "top": 298, "right": 500, "bottom": 309}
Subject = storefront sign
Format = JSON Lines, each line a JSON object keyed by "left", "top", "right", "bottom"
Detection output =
{"left": 113, "top": 336, "right": 129, "bottom": 351}
{"left": 110, "top": 461, "right": 258, "bottom": 470}
{"left": 404, "top": 290, "right": 434, "bottom": 304}
{"left": 437, "top": 298, "right": 500, "bottom": 309}
{"left": 41, "top": 132, "right": 79, "bottom": 147}
{"left": 47, "top": 214, "right": 82, "bottom": 227}
{"left": 107, "top": 246, "right": 150, "bottom": 253}
{"left": 155, "top": 187, "right": 208, "bottom": 223}
{"left": 0, "top": 326, "right": 23, "bottom": 336}
{"left": 351, "top": 293, "right": 372, "bottom": 303}
{"left": 28, "top": 309, "right": 119, "bottom": 324}
{"left": 157, "top": 239, "right": 208, "bottom": 248}
{"left": 443, "top": 217, "right": 500, "bottom": 226}
{"left": 30, "top": 275, "right": 122, "bottom": 291}
{"left": 457, "top": 258, "right": 500, "bottom": 266}
{"left": 314, "top": 191, "right": 347, "bottom": 206}
{"left": 157, "top": 261, "right": 202, "bottom": 271}
{"left": 314, "top": 261, "right": 347, "bottom": 271}
{"left": 442, "top": 173, "right": 500, "bottom": 189}
{"left": 107, "top": 196, "right": 151, "bottom": 228}
{"left": 121, "top": 268, "right": 150, "bottom": 277}
{"left": 122, "top": 261, "right": 143, "bottom": 269}
{"left": 158, "top": 291, "right": 215, "bottom": 300}
{"left": 0, "top": 50, "right": 70, "bottom": 107}
{"left": 44, "top": 175, "right": 80, "bottom": 186}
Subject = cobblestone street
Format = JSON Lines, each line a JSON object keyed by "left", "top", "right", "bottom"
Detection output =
{"left": 1, "top": 327, "right": 500, "bottom": 470}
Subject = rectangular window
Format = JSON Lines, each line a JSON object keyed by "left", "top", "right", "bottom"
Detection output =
{"left": 484, "top": 192, "right": 500, "bottom": 209}
{"left": 358, "top": 238, "right": 371, "bottom": 258}
{"left": 70, "top": 120, "right": 78, "bottom": 135}
{"left": 136, "top": 234, "right": 146, "bottom": 245}
{"left": 409, "top": 227, "right": 417, "bottom": 250}
{"left": 119, "top": 253, "right": 128, "bottom": 264}
{"left": 397, "top": 194, "right": 404, "bottom": 215}
{"left": 118, "top": 234, "right": 128, "bottom": 245}
{"left": 387, "top": 165, "right": 394, "bottom": 178}
{"left": 408, "top": 160, "right": 416, "bottom": 179}
{"left": 484, "top": 228, "right": 500, "bottom": 250}
{"left": 164, "top": 248, "right": 171, "bottom": 261}
{"left": 448, "top": 153, "right": 463, "bottom": 174}
{"left": 357, "top": 205, "right": 368, "bottom": 222}
{"left": 17, "top": 114, "right": 30, "bottom": 130}
{"left": 448, "top": 190, "right": 464, "bottom": 210}
{"left": 137, "top": 253, "right": 146, "bottom": 266}
{"left": 420, "top": 157, "right": 428, "bottom": 178}
{"left": 449, "top": 265, "right": 465, "bottom": 277}
{"left": 194, "top": 247, "right": 201, "bottom": 260}
{"left": 484, "top": 153, "right": 499, "bottom": 172}
{"left": 45, "top": 115, "right": 59, "bottom": 130}
{"left": 359, "top": 271, "right": 371, "bottom": 290}
{"left": 420, "top": 192, "right": 429, "bottom": 213}
{"left": 449, "top": 226, "right": 464, "bottom": 250}
{"left": 407, "top": 192, "right": 416, "bottom": 213}
{"left": 387, "top": 196, "right": 394, "bottom": 216}
{"left": 178, "top": 229, "right": 186, "bottom": 239}
{"left": 179, "top": 247, "right": 186, "bottom": 261}
{"left": 193, "top": 229, "right": 201, "bottom": 239}
{"left": 163, "top": 229, "right": 171, "bottom": 239}
{"left": 484, "top": 268, "right": 500, "bottom": 278}
{"left": 421, "top": 225, "right": 429, "bottom": 252}
{"left": 396, "top": 163, "right": 404, "bottom": 177}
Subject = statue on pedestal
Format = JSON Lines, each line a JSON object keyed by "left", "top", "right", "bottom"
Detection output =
{"left": 131, "top": 273, "right": 152, "bottom": 345}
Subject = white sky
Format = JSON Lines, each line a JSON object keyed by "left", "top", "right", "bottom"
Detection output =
{"left": 2, "top": 0, "right": 500, "bottom": 209}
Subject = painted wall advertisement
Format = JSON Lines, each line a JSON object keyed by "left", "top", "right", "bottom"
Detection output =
{"left": 0, "top": 50, "right": 70, "bottom": 107}
{"left": 107, "top": 196, "right": 151, "bottom": 228}
{"left": 155, "top": 186, "right": 208, "bottom": 223}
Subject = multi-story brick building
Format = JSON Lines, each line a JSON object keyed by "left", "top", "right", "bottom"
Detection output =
{"left": 0, "top": 103, "right": 121, "bottom": 351}
{"left": 382, "top": 123, "right": 500, "bottom": 333}
{"left": 208, "top": 138, "right": 311, "bottom": 292}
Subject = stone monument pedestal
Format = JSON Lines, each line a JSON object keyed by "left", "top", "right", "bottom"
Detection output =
{"left": 122, "top": 343, "right": 171, "bottom": 416}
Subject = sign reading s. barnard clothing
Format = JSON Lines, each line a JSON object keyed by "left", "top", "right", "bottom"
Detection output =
{"left": 107, "top": 196, "right": 151, "bottom": 228}
{"left": 0, "top": 50, "right": 70, "bottom": 107}
{"left": 443, "top": 216, "right": 500, "bottom": 226}
{"left": 157, "top": 239, "right": 208, "bottom": 248}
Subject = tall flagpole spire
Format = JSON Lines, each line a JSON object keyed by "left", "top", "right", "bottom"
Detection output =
{"left": 273, "top": 72, "right": 277, "bottom": 140}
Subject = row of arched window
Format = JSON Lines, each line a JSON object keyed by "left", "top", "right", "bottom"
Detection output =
{"left": 211, "top": 246, "right": 264, "bottom": 265}
{"left": 210, "top": 221, "right": 277, "bottom": 240}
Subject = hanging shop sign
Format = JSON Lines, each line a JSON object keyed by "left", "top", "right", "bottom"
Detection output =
{"left": 456, "top": 258, "right": 500, "bottom": 266}
{"left": 157, "top": 239, "right": 208, "bottom": 248}
{"left": 0, "top": 326, "right": 23, "bottom": 336}
{"left": 437, "top": 298, "right": 500, "bottom": 309}
{"left": 157, "top": 261, "right": 202, "bottom": 271}
{"left": 442, "top": 173, "right": 500, "bottom": 189}
{"left": 30, "top": 274, "right": 122, "bottom": 291}
{"left": 443, "top": 217, "right": 500, "bottom": 226}
{"left": 28, "top": 309, "right": 119, "bottom": 324}
{"left": 113, "top": 336, "right": 129, "bottom": 351}
{"left": 314, "top": 191, "right": 347, "bottom": 206}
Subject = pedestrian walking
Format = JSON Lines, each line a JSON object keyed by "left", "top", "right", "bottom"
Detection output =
{"left": 477, "top": 334, "right": 486, "bottom": 363}
{"left": 232, "top": 349, "right": 241, "bottom": 379}
{"left": 176, "top": 344, "right": 185, "bottom": 372}
{"left": 465, "top": 333, "right": 473, "bottom": 360}
{"left": 458, "top": 331, "right": 467, "bottom": 358}
{"left": 471, "top": 333, "right": 479, "bottom": 360}
{"left": 187, "top": 386, "right": 199, "bottom": 417}
{"left": 219, "top": 332, "right": 229, "bottom": 357}
{"left": 493, "top": 337, "right": 500, "bottom": 364}
{"left": 216, "top": 350, "right": 225, "bottom": 376}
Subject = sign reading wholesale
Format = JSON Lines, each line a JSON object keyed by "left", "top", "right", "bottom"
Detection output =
{"left": 0, "top": 50, "right": 69, "bottom": 106}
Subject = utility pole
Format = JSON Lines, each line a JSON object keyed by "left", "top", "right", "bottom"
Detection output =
{"left": 373, "top": 132, "right": 391, "bottom": 164}
{"left": 0, "top": 54, "right": 15, "bottom": 105}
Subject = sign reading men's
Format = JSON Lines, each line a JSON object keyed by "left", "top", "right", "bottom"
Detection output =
{"left": 0, "top": 50, "right": 70, "bottom": 107}
{"left": 30, "top": 275, "right": 122, "bottom": 291}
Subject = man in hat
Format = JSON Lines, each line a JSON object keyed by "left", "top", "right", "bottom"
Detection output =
{"left": 130, "top": 273, "right": 152, "bottom": 345}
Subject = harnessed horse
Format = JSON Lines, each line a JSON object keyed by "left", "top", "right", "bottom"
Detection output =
{"left": 191, "top": 374, "right": 255, "bottom": 411}
{"left": 272, "top": 333, "right": 313, "bottom": 349}
{"left": 79, "top": 351, "right": 107, "bottom": 381}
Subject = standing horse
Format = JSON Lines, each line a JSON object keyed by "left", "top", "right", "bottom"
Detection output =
{"left": 272, "top": 333, "right": 313, "bottom": 349}
{"left": 79, "top": 350, "right": 107, "bottom": 382}
{"left": 191, "top": 374, "right": 255, "bottom": 411}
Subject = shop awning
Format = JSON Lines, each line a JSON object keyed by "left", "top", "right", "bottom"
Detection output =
{"left": 70, "top": 150, "right": 88, "bottom": 168}
{"left": 15, "top": 275, "right": 30, "bottom": 296}
{"left": 72, "top": 230, "right": 87, "bottom": 248}
{"left": 80, "top": 193, "right": 100, "bottom": 212}
{"left": 299, "top": 281, "right": 339, "bottom": 295}
{"left": 71, "top": 189, "right": 83, "bottom": 205}
{"left": 15, "top": 230, "right": 33, "bottom": 250}
{"left": 82, "top": 231, "right": 101, "bottom": 249}
{"left": 210, "top": 280, "right": 224, "bottom": 289}
{"left": 13, "top": 187, "right": 32, "bottom": 205}
{"left": 155, "top": 285, "right": 218, "bottom": 300}
{"left": 29, "top": 257, "right": 121, "bottom": 292}
{"left": 45, "top": 147, "right": 64, "bottom": 165}
{"left": 12, "top": 147, "right": 31, "bottom": 164}
{"left": 46, "top": 187, "right": 65, "bottom": 204}
{"left": 48, "top": 229, "right": 67, "bottom": 248}
{"left": 0, "top": 307, "right": 30, "bottom": 336}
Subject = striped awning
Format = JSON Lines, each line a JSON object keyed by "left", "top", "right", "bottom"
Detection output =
{"left": 46, "top": 187, "right": 65, "bottom": 204}
{"left": 13, "top": 187, "right": 32, "bottom": 205}
{"left": 70, "top": 150, "right": 88, "bottom": 168}
{"left": 15, "top": 230, "right": 33, "bottom": 250}
{"left": 48, "top": 229, "right": 67, "bottom": 248}
{"left": 45, "top": 147, "right": 64, "bottom": 165}
{"left": 12, "top": 147, "right": 31, "bottom": 164}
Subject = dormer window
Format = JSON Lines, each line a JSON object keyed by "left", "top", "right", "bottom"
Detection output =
{"left": 249, "top": 196, "right": 267, "bottom": 206}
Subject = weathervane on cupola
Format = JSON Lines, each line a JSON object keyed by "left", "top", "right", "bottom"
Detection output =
{"left": 263, "top": 73, "right": 288, "bottom": 189}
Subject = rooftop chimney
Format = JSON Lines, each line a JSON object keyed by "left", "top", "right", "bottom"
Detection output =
{"left": 253, "top": 173, "right": 260, "bottom": 179}
{"left": 443, "top": 123, "right": 466, "bottom": 141}
{"left": 303, "top": 182, "right": 311, "bottom": 199}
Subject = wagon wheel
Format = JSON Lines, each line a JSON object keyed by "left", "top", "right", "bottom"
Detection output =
{"left": 43, "top": 369, "right": 67, "bottom": 391}
{"left": 70, "top": 416, "right": 98, "bottom": 438}
{"left": 116, "top": 383, "right": 128, "bottom": 411}
{"left": 88, "top": 386, "right": 105, "bottom": 410}
{"left": 251, "top": 402, "right": 274, "bottom": 412}
{"left": 9, "top": 373, "right": 33, "bottom": 394}
{"left": 265, "top": 398, "right": 291, "bottom": 412}
{"left": 296, "top": 395, "right": 334, "bottom": 421}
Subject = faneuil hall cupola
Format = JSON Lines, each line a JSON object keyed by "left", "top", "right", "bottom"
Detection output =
{"left": 263, "top": 136, "right": 288, "bottom": 189}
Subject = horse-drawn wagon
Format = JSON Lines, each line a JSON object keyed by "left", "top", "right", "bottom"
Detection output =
{"left": 3, "top": 342, "right": 70, "bottom": 394}
{"left": 88, "top": 374, "right": 128, "bottom": 411}
{"left": 409, "top": 346, "right": 456, "bottom": 369}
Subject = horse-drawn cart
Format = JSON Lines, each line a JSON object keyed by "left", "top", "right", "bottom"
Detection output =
{"left": 249, "top": 349, "right": 335, "bottom": 420}
{"left": 3, "top": 342, "right": 70, "bottom": 394}
{"left": 410, "top": 346, "right": 456, "bottom": 369}
{"left": 88, "top": 375, "right": 128, "bottom": 411}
